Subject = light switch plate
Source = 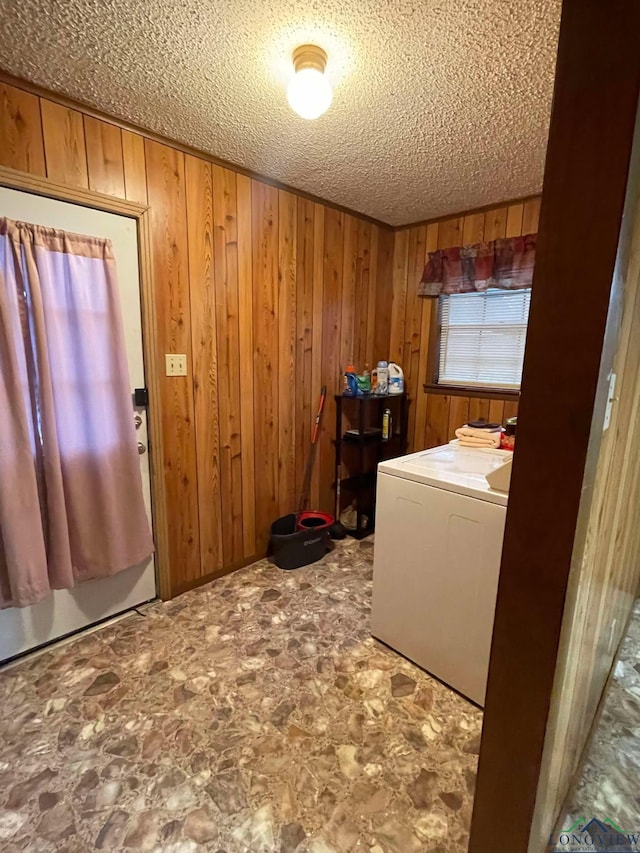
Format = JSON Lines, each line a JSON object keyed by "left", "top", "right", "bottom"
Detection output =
{"left": 603, "top": 372, "right": 616, "bottom": 431}
{"left": 165, "top": 354, "right": 187, "bottom": 376}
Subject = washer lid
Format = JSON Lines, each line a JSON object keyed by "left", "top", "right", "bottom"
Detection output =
{"left": 378, "top": 444, "right": 511, "bottom": 505}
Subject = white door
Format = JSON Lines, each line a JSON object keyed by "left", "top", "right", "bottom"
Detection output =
{"left": 0, "top": 187, "right": 157, "bottom": 662}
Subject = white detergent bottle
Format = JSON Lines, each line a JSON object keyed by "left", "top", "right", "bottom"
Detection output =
{"left": 372, "top": 360, "right": 389, "bottom": 396}
{"left": 388, "top": 362, "right": 404, "bottom": 394}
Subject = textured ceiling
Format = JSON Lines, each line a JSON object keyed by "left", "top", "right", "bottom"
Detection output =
{"left": 0, "top": 0, "right": 561, "bottom": 225}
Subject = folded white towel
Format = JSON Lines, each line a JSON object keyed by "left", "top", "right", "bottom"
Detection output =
{"left": 457, "top": 438, "right": 499, "bottom": 449}
{"left": 455, "top": 427, "right": 502, "bottom": 449}
{"left": 457, "top": 426, "right": 502, "bottom": 439}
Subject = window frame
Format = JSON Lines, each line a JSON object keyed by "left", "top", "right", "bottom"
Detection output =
{"left": 423, "top": 295, "right": 522, "bottom": 401}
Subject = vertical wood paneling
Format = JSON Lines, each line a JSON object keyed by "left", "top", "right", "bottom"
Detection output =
{"left": 503, "top": 400, "right": 519, "bottom": 421}
{"left": 448, "top": 395, "right": 470, "bottom": 439}
{"left": 340, "top": 214, "right": 357, "bottom": 370}
{"left": 4, "top": 82, "right": 542, "bottom": 597}
{"left": 462, "top": 212, "right": 486, "bottom": 245}
{"left": 83, "top": 117, "right": 125, "bottom": 197}
{"left": 278, "top": 190, "right": 297, "bottom": 515}
{"left": 320, "top": 208, "right": 344, "bottom": 514}
{"left": 40, "top": 100, "right": 88, "bottom": 187}
{"left": 438, "top": 216, "right": 463, "bottom": 249}
{"left": 484, "top": 206, "right": 508, "bottom": 241}
{"left": 489, "top": 399, "right": 506, "bottom": 425}
{"left": 468, "top": 398, "right": 491, "bottom": 423}
{"left": 365, "top": 227, "right": 379, "bottom": 369}
{"left": 295, "top": 198, "right": 315, "bottom": 504}
{"left": 213, "top": 165, "right": 243, "bottom": 563}
{"left": 186, "top": 155, "right": 223, "bottom": 576}
{"left": 389, "top": 227, "right": 410, "bottom": 365}
{"left": 353, "top": 219, "right": 373, "bottom": 371}
{"left": 144, "top": 139, "right": 200, "bottom": 586}
{"left": 404, "top": 225, "right": 427, "bottom": 446}
{"left": 425, "top": 394, "right": 451, "bottom": 448}
{"left": 0, "top": 84, "right": 46, "bottom": 175}
{"left": 121, "top": 129, "right": 148, "bottom": 204}
{"left": 310, "top": 204, "right": 325, "bottom": 510}
{"left": 252, "top": 180, "right": 279, "bottom": 551}
{"left": 237, "top": 174, "right": 256, "bottom": 556}
{"left": 412, "top": 223, "right": 439, "bottom": 449}
{"left": 373, "top": 228, "right": 394, "bottom": 361}
{"left": 522, "top": 197, "right": 542, "bottom": 234}
{"left": 425, "top": 217, "right": 460, "bottom": 448}
{"left": 506, "top": 203, "right": 525, "bottom": 237}
{"left": 404, "top": 229, "right": 427, "bottom": 370}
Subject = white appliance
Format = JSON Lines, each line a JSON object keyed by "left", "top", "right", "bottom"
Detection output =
{"left": 371, "top": 444, "right": 511, "bottom": 705}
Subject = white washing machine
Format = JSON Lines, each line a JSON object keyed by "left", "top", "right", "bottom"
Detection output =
{"left": 371, "top": 443, "right": 511, "bottom": 706}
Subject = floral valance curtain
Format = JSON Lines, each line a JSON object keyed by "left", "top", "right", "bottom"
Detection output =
{"left": 418, "top": 233, "right": 537, "bottom": 297}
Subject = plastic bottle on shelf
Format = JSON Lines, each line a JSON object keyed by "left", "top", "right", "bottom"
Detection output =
{"left": 361, "top": 363, "right": 371, "bottom": 394}
{"left": 388, "top": 362, "right": 404, "bottom": 395}
{"left": 343, "top": 362, "right": 358, "bottom": 396}
{"left": 372, "top": 360, "right": 389, "bottom": 395}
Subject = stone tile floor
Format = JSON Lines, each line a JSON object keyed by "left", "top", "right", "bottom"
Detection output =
{"left": 558, "top": 600, "right": 640, "bottom": 848}
{"left": 0, "top": 538, "right": 481, "bottom": 852}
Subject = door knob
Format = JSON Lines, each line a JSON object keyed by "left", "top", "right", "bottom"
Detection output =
{"left": 137, "top": 441, "right": 146, "bottom": 455}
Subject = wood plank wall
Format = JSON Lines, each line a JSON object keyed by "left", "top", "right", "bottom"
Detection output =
{"left": 0, "top": 78, "right": 540, "bottom": 595}
{"left": 389, "top": 197, "right": 541, "bottom": 451}
{"left": 0, "top": 81, "right": 391, "bottom": 594}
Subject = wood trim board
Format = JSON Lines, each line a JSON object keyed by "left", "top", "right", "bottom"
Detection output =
{"left": 423, "top": 384, "right": 520, "bottom": 402}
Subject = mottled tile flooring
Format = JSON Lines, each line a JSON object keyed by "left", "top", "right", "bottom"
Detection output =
{"left": 0, "top": 538, "right": 481, "bottom": 852}
{"left": 559, "top": 601, "right": 640, "bottom": 846}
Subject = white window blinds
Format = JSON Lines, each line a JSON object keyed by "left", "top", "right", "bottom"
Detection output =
{"left": 438, "top": 289, "right": 531, "bottom": 389}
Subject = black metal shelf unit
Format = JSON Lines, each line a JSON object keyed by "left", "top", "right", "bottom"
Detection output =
{"left": 334, "top": 393, "right": 409, "bottom": 539}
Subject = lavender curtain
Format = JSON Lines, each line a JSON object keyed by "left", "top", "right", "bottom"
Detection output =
{"left": 0, "top": 218, "right": 153, "bottom": 609}
{"left": 418, "top": 233, "right": 537, "bottom": 296}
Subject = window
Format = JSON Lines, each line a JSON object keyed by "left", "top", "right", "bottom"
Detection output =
{"left": 436, "top": 289, "right": 531, "bottom": 390}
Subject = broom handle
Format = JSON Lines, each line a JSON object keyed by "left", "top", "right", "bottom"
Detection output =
{"left": 311, "top": 386, "right": 327, "bottom": 443}
{"left": 297, "top": 385, "right": 327, "bottom": 514}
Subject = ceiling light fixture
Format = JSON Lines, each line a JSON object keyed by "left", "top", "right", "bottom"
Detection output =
{"left": 287, "top": 44, "right": 332, "bottom": 120}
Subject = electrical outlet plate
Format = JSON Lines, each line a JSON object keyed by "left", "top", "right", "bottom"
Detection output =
{"left": 165, "top": 354, "right": 187, "bottom": 376}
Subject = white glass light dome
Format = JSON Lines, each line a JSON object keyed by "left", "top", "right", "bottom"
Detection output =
{"left": 287, "top": 45, "right": 332, "bottom": 120}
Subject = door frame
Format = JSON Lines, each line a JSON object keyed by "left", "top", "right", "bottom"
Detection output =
{"left": 468, "top": 2, "right": 640, "bottom": 851}
{"left": 0, "top": 165, "right": 171, "bottom": 600}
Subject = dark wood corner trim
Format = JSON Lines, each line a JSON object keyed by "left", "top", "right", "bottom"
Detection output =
{"left": 0, "top": 71, "right": 393, "bottom": 232}
{"left": 423, "top": 383, "right": 520, "bottom": 402}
